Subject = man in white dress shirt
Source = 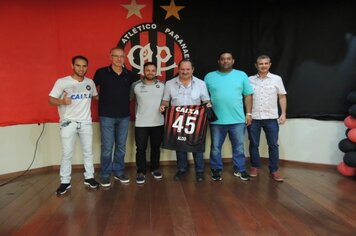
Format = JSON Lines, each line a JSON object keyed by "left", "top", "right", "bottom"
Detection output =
{"left": 248, "top": 55, "right": 287, "bottom": 182}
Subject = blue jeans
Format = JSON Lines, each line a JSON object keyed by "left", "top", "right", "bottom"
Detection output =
{"left": 99, "top": 116, "right": 130, "bottom": 180}
{"left": 247, "top": 119, "right": 279, "bottom": 173}
{"left": 210, "top": 123, "right": 246, "bottom": 171}
{"left": 176, "top": 151, "right": 204, "bottom": 173}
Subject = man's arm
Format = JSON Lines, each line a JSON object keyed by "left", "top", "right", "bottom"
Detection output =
{"left": 129, "top": 82, "right": 137, "bottom": 101}
{"left": 48, "top": 93, "right": 71, "bottom": 106}
{"left": 278, "top": 94, "right": 287, "bottom": 124}
{"left": 160, "top": 100, "right": 169, "bottom": 112}
{"left": 244, "top": 94, "right": 252, "bottom": 126}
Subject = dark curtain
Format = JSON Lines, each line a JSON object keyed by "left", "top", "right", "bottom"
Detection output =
{"left": 154, "top": 0, "right": 356, "bottom": 120}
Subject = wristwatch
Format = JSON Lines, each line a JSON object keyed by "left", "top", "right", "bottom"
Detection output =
{"left": 246, "top": 113, "right": 252, "bottom": 116}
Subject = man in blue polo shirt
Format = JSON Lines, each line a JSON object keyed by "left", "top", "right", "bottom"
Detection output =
{"left": 204, "top": 52, "right": 253, "bottom": 181}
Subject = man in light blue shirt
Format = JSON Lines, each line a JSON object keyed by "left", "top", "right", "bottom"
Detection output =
{"left": 204, "top": 52, "right": 253, "bottom": 181}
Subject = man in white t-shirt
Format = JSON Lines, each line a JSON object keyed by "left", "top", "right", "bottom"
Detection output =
{"left": 49, "top": 55, "right": 100, "bottom": 195}
{"left": 248, "top": 54, "right": 287, "bottom": 182}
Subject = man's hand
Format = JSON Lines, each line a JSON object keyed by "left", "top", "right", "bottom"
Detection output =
{"left": 62, "top": 92, "right": 72, "bottom": 105}
{"left": 278, "top": 113, "right": 286, "bottom": 124}
{"left": 245, "top": 115, "right": 252, "bottom": 126}
{"left": 159, "top": 105, "right": 166, "bottom": 113}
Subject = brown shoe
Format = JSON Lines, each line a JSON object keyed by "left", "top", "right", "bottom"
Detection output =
{"left": 250, "top": 167, "right": 259, "bottom": 177}
{"left": 270, "top": 171, "right": 284, "bottom": 182}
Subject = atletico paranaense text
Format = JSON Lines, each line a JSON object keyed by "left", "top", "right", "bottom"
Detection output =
{"left": 120, "top": 23, "right": 190, "bottom": 59}
{"left": 120, "top": 23, "right": 190, "bottom": 66}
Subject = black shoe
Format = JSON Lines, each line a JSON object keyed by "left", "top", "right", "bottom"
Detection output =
{"left": 211, "top": 169, "right": 222, "bottom": 181}
{"left": 234, "top": 170, "right": 250, "bottom": 181}
{"left": 100, "top": 178, "right": 111, "bottom": 188}
{"left": 84, "top": 178, "right": 100, "bottom": 189}
{"left": 136, "top": 173, "right": 146, "bottom": 184}
{"left": 196, "top": 172, "right": 205, "bottom": 182}
{"left": 114, "top": 174, "right": 130, "bottom": 183}
{"left": 56, "top": 183, "right": 71, "bottom": 195}
{"left": 174, "top": 171, "right": 185, "bottom": 181}
{"left": 151, "top": 170, "right": 163, "bottom": 179}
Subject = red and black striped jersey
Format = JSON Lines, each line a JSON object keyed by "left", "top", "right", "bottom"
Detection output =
{"left": 162, "top": 105, "right": 209, "bottom": 152}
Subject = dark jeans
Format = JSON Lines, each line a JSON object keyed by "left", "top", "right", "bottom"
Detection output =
{"left": 176, "top": 151, "right": 205, "bottom": 173}
{"left": 135, "top": 126, "right": 164, "bottom": 174}
{"left": 247, "top": 119, "right": 279, "bottom": 173}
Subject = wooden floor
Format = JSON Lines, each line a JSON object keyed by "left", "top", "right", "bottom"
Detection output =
{"left": 1, "top": 162, "right": 356, "bottom": 236}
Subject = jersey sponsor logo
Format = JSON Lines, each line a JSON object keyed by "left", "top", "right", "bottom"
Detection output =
{"left": 118, "top": 23, "right": 190, "bottom": 80}
{"left": 175, "top": 106, "right": 199, "bottom": 115}
{"left": 70, "top": 93, "right": 92, "bottom": 100}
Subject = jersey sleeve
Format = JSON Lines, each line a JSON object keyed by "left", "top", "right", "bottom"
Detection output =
{"left": 49, "top": 79, "right": 64, "bottom": 98}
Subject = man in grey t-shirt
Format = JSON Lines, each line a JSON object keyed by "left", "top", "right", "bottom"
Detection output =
{"left": 130, "top": 62, "right": 165, "bottom": 184}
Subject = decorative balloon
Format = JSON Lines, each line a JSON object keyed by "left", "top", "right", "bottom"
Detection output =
{"left": 347, "top": 128, "right": 356, "bottom": 143}
{"left": 344, "top": 115, "right": 356, "bottom": 129}
{"left": 338, "top": 138, "right": 356, "bottom": 153}
{"left": 337, "top": 91, "right": 356, "bottom": 177}
{"left": 337, "top": 161, "right": 356, "bottom": 176}
{"left": 343, "top": 152, "right": 356, "bottom": 167}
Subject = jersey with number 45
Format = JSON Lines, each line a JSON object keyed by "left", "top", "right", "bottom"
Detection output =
{"left": 162, "top": 105, "right": 209, "bottom": 152}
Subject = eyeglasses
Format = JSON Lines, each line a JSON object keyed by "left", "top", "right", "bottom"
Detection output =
{"left": 111, "top": 55, "right": 125, "bottom": 58}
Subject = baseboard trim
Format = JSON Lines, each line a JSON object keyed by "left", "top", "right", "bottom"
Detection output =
{"left": 0, "top": 157, "right": 336, "bottom": 181}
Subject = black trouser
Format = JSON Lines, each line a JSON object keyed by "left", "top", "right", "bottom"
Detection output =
{"left": 135, "top": 126, "right": 164, "bottom": 174}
